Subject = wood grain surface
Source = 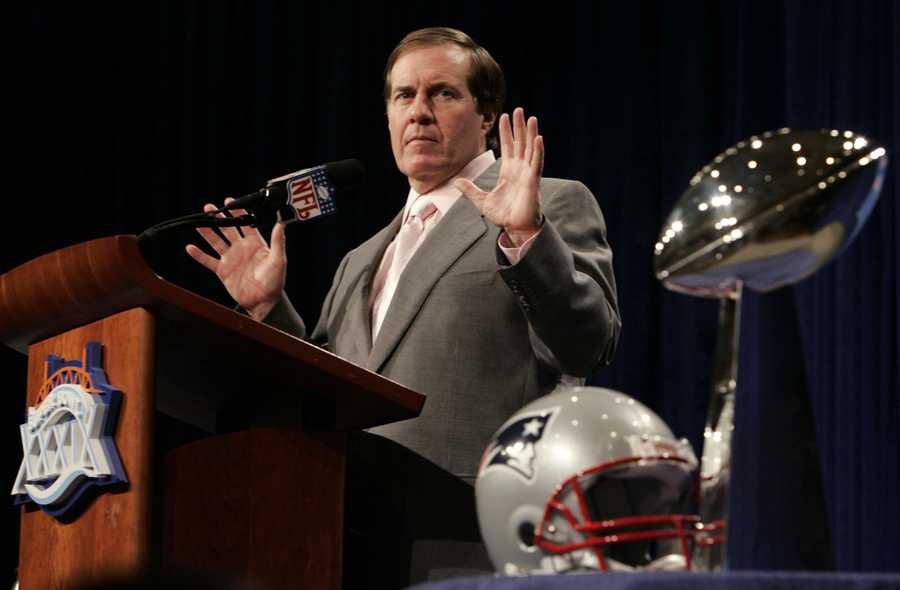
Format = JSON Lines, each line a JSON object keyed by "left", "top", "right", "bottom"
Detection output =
{"left": 19, "top": 309, "right": 156, "bottom": 589}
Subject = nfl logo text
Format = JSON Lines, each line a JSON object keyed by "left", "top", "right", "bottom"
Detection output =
{"left": 290, "top": 166, "right": 337, "bottom": 220}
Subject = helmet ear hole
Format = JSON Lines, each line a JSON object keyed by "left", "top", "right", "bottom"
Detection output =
{"left": 517, "top": 522, "right": 536, "bottom": 548}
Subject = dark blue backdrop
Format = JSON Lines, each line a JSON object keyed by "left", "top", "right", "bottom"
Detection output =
{"left": 4, "top": 0, "right": 897, "bottom": 580}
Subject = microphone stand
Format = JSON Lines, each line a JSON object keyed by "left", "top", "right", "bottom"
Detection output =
{"left": 136, "top": 211, "right": 261, "bottom": 244}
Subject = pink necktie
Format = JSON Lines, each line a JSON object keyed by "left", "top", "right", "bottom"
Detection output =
{"left": 371, "top": 198, "right": 437, "bottom": 341}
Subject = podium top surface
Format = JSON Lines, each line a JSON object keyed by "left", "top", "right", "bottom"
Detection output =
{"left": 0, "top": 235, "right": 424, "bottom": 430}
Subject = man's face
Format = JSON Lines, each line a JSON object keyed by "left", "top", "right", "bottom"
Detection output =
{"left": 386, "top": 44, "right": 494, "bottom": 193}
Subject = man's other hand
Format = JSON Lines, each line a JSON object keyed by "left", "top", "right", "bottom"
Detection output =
{"left": 454, "top": 107, "right": 544, "bottom": 246}
{"left": 185, "top": 199, "right": 286, "bottom": 321}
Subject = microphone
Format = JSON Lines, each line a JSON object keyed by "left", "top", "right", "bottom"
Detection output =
{"left": 136, "top": 159, "right": 365, "bottom": 244}
{"left": 224, "top": 159, "right": 365, "bottom": 224}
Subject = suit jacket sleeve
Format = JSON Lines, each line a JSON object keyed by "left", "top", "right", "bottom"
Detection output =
{"left": 497, "top": 178, "right": 620, "bottom": 377}
{"left": 262, "top": 249, "right": 353, "bottom": 349}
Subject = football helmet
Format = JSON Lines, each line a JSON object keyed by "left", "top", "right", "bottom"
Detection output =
{"left": 476, "top": 386, "right": 710, "bottom": 575}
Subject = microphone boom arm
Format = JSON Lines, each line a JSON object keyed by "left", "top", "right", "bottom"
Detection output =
{"left": 137, "top": 212, "right": 260, "bottom": 244}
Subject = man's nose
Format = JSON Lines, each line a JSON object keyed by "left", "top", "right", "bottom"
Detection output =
{"left": 408, "top": 94, "right": 434, "bottom": 124}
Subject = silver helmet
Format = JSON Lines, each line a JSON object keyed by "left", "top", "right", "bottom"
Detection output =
{"left": 475, "top": 386, "right": 709, "bottom": 575}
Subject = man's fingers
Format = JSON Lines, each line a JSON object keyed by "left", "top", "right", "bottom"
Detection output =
{"left": 216, "top": 214, "right": 244, "bottom": 244}
{"left": 524, "top": 116, "right": 538, "bottom": 163}
{"left": 196, "top": 205, "right": 230, "bottom": 255}
{"left": 185, "top": 243, "right": 220, "bottom": 273}
{"left": 224, "top": 203, "right": 268, "bottom": 243}
{"left": 269, "top": 222, "right": 287, "bottom": 262}
{"left": 498, "top": 113, "right": 513, "bottom": 160}
{"left": 221, "top": 198, "right": 246, "bottom": 239}
{"left": 453, "top": 178, "right": 488, "bottom": 209}
{"left": 200, "top": 203, "right": 235, "bottom": 249}
{"left": 513, "top": 108, "right": 526, "bottom": 159}
{"left": 531, "top": 135, "right": 545, "bottom": 176}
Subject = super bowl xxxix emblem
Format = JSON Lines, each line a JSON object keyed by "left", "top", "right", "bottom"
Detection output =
{"left": 11, "top": 342, "right": 127, "bottom": 518}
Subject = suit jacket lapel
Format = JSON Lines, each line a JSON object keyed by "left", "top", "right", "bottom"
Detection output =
{"left": 366, "top": 195, "right": 489, "bottom": 372}
{"left": 472, "top": 158, "right": 501, "bottom": 193}
{"left": 342, "top": 211, "right": 402, "bottom": 360}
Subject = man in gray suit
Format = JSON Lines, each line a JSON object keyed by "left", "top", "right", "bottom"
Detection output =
{"left": 187, "top": 27, "right": 619, "bottom": 584}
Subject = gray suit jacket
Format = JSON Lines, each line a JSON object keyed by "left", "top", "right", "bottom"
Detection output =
{"left": 268, "top": 159, "right": 620, "bottom": 480}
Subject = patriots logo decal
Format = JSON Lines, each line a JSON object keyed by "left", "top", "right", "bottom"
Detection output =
{"left": 479, "top": 409, "right": 556, "bottom": 481}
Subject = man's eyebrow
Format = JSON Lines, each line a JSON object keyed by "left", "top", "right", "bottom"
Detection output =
{"left": 426, "top": 80, "right": 462, "bottom": 91}
{"left": 390, "top": 81, "right": 463, "bottom": 95}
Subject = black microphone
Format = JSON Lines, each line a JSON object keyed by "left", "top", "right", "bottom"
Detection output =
{"left": 136, "top": 159, "right": 365, "bottom": 244}
{"left": 225, "top": 159, "right": 365, "bottom": 224}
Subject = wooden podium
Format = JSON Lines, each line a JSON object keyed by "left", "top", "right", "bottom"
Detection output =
{"left": 0, "top": 236, "right": 425, "bottom": 589}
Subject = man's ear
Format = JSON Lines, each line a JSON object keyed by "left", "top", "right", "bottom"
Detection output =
{"left": 481, "top": 111, "right": 497, "bottom": 132}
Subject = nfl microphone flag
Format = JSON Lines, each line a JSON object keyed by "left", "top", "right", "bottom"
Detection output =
{"left": 268, "top": 164, "right": 338, "bottom": 224}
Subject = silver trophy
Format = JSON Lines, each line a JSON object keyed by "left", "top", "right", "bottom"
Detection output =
{"left": 654, "top": 128, "right": 888, "bottom": 570}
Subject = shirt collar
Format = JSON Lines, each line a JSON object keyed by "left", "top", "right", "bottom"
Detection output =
{"left": 402, "top": 150, "right": 496, "bottom": 221}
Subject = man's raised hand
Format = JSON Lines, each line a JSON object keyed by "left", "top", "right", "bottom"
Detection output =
{"left": 185, "top": 199, "right": 286, "bottom": 321}
{"left": 454, "top": 107, "right": 544, "bottom": 246}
